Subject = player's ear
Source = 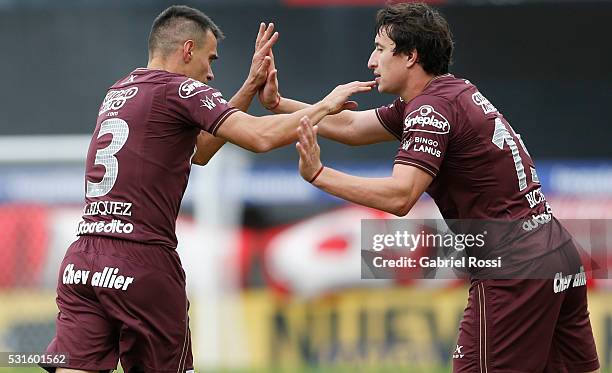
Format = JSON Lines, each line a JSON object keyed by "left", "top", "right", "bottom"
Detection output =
{"left": 183, "top": 40, "right": 195, "bottom": 63}
{"left": 405, "top": 49, "right": 418, "bottom": 69}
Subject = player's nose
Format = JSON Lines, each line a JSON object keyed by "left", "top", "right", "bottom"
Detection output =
{"left": 367, "top": 51, "right": 377, "bottom": 70}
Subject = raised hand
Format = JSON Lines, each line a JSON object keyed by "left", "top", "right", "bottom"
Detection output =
{"left": 295, "top": 116, "right": 323, "bottom": 181}
{"left": 320, "top": 81, "right": 377, "bottom": 115}
{"left": 258, "top": 49, "right": 280, "bottom": 110}
{"left": 247, "top": 23, "right": 279, "bottom": 89}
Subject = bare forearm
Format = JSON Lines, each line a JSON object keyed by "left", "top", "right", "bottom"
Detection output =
{"left": 273, "top": 97, "right": 357, "bottom": 144}
{"left": 230, "top": 80, "right": 258, "bottom": 112}
{"left": 254, "top": 101, "right": 333, "bottom": 151}
{"left": 312, "top": 167, "right": 416, "bottom": 216}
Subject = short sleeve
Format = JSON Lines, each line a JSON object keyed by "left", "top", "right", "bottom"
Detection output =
{"left": 394, "top": 95, "right": 454, "bottom": 177}
{"left": 166, "top": 77, "right": 238, "bottom": 135}
{"left": 375, "top": 97, "right": 405, "bottom": 141}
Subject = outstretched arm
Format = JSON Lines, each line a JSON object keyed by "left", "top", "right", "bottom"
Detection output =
{"left": 215, "top": 81, "right": 376, "bottom": 153}
{"left": 295, "top": 116, "right": 432, "bottom": 216}
{"left": 258, "top": 61, "right": 394, "bottom": 145}
{"left": 193, "top": 23, "right": 278, "bottom": 165}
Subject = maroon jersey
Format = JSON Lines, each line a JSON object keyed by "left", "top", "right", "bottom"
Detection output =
{"left": 376, "top": 74, "right": 569, "bottom": 263}
{"left": 77, "top": 68, "right": 237, "bottom": 248}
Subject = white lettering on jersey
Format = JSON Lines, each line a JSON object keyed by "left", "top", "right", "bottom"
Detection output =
{"left": 404, "top": 105, "right": 450, "bottom": 134}
{"left": 531, "top": 167, "right": 540, "bottom": 184}
{"left": 212, "top": 91, "right": 227, "bottom": 104}
{"left": 522, "top": 212, "right": 552, "bottom": 232}
{"left": 413, "top": 136, "right": 442, "bottom": 157}
{"left": 471, "top": 91, "right": 497, "bottom": 114}
{"left": 179, "top": 78, "right": 213, "bottom": 99}
{"left": 99, "top": 87, "right": 139, "bottom": 115}
{"left": 83, "top": 200, "right": 133, "bottom": 216}
{"left": 77, "top": 219, "right": 134, "bottom": 235}
{"left": 525, "top": 187, "right": 546, "bottom": 208}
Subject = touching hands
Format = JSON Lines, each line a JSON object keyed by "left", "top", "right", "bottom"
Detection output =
{"left": 295, "top": 116, "right": 324, "bottom": 182}
{"left": 258, "top": 50, "right": 280, "bottom": 110}
{"left": 320, "top": 81, "right": 376, "bottom": 115}
{"left": 247, "top": 23, "right": 279, "bottom": 89}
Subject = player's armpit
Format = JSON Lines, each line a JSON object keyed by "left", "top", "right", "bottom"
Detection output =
{"left": 192, "top": 131, "right": 226, "bottom": 166}
{"left": 317, "top": 109, "right": 396, "bottom": 146}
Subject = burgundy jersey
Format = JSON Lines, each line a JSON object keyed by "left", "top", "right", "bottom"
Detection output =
{"left": 377, "top": 74, "right": 569, "bottom": 263}
{"left": 77, "top": 68, "right": 237, "bottom": 248}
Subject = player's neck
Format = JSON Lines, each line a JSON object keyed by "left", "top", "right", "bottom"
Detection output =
{"left": 147, "top": 58, "right": 181, "bottom": 75}
{"left": 400, "top": 72, "right": 437, "bottom": 102}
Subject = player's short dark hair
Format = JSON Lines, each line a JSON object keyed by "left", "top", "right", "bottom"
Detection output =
{"left": 148, "top": 5, "right": 224, "bottom": 58}
{"left": 375, "top": 3, "right": 453, "bottom": 75}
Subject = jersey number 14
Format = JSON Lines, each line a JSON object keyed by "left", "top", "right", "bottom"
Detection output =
{"left": 491, "top": 117, "right": 531, "bottom": 192}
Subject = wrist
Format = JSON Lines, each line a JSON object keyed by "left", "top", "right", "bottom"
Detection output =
{"left": 265, "top": 94, "right": 281, "bottom": 111}
{"left": 316, "top": 99, "right": 333, "bottom": 115}
{"left": 241, "top": 78, "right": 259, "bottom": 95}
{"left": 309, "top": 165, "right": 325, "bottom": 184}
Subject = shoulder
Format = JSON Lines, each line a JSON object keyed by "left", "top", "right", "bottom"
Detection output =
{"left": 165, "top": 76, "right": 217, "bottom": 100}
{"left": 403, "top": 95, "right": 454, "bottom": 136}
{"left": 420, "top": 75, "right": 476, "bottom": 107}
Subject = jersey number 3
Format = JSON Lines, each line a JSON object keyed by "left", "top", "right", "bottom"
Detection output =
{"left": 86, "top": 118, "right": 129, "bottom": 198}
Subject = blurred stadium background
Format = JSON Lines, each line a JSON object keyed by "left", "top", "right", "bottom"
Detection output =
{"left": 0, "top": 0, "right": 611, "bottom": 372}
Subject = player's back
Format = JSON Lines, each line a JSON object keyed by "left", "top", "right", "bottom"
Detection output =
{"left": 426, "top": 76, "right": 545, "bottom": 221}
{"left": 77, "top": 68, "right": 236, "bottom": 248}
{"left": 378, "top": 74, "right": 567, "bottom": 263}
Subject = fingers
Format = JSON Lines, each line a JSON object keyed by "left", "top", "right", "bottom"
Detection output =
{"left": 268, "top": 49, "right": 276, "bottom": 70}
{"left": 342, "top": 101, "right": 359, "bottom": 111}
{"left": 298, "top": 116, "right": 316, "bottom": 148}
{"left": 258, "top": 32, "right": 279, "bottom": 56}
{"left": 255, "top": 22, "right": 265, "bottom": 50}
{"left": 349, "top": 80, "right": 377, "bottom": 89}
{"left": 296, "top": 121, "right": 310, "bottom": 149}
{"left": 260, "top": 56, "right": 272, "bottom": 72}
{"left": 295, "top": 142, "right": 308, "bottom": 160}
{"left": 267, "top": 69, "right": 278, "bottom": 84}
{"left": 256, "top": 23, "right": 275, "bottom": 52}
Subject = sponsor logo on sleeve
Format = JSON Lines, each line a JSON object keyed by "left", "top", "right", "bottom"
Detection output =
{"left": 401, "top": 138, "right": 413, "bottom": 151}
{"left": 212, "top": 91, "right": 227, "bottom": 104}
{"left": 413, "top": 136, "right": 442, "bottom": 158}
{"left": 200, "top": 96, "right": 216, "bottom": 110}
{"left": 404, "top": 105, "right": 450, "bottom": 134}
{"left": 179, "top": 78, "right": 213, "bottom": 99}
{"left": 471, "top": 91, "right": 497, "bottom": 114}
{"left": 99, "top": 87, "right": 139, "bottom": 115}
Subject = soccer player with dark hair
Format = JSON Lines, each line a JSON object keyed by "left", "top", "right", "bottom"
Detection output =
{"left": 44, "top": 5, "right": 374, "bottom": 373}
{"left": 261, "top": 3, "right": 600, "bottom": 372}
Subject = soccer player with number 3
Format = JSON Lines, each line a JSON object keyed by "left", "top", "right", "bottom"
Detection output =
{"left": 43, "top": 5, "right": 374, "bottom": 373}
{"left": 261, "top": 3, "right": 600, "bottom": 372}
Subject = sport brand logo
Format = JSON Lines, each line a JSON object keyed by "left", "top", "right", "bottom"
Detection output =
{"left": 404, "top": 105, "right": 450, "bottom": 134}
{"left": 452, "top": 345, "right": 465, "bottom": 359}
{"left": 179, "top": 78, "right": 212, "bottom": 99}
